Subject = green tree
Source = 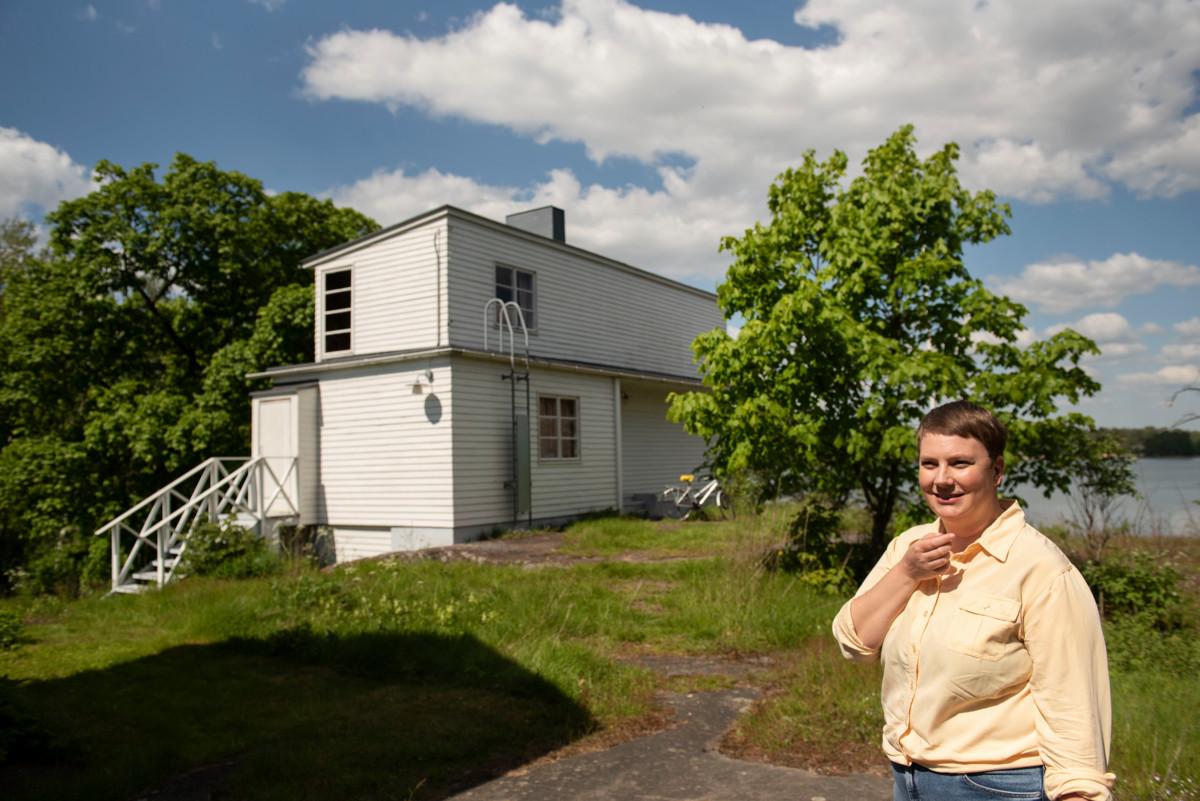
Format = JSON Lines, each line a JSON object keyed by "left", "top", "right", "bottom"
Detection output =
{"left": 0, "top": 155, "right": 376, "bottom": 593}
{"left": 669, "top": 126, "right": 1107, "bottom": 571}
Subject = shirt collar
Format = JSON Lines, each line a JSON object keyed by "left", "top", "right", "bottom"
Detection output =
{"left": 946, "top": 499, "right": 1025, "bottom": 563}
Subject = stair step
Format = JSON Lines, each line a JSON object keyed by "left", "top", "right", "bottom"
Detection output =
{"left": 151, "top": 557, "right": 179, "bottom": 569}
{"left": 132, "top": 569, "right": 167, "bottom": 581}
{"left": 112, "top": 583, "right": 148, "bottom": 594}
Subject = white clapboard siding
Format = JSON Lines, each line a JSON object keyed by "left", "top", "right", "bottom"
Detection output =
{"left": 316, "top": 358, "right": 454, "bottom": 527}
{"left": 450, "top": 358, "right": 618, "bottom": 527}
{"left": 621, "top": 379, "right": 709, "bottom": 498}
{"left": 446, "top": 216, "right": 723, "bottom": 379}
{"left": 329, "top": 527, "right": 394, "bottom": 562}
{"left": 314, "top": 219, "right": 448, "bottom": 360}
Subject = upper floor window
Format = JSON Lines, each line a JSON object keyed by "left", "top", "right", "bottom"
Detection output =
{"left": 495, "top": 265, "right": 536, "bottom": 329}
{"left": 538, "top": 396, "right": 578, "bottom": 459}
{"left": 323, "top": 268, "right": 352, "bottom": 354}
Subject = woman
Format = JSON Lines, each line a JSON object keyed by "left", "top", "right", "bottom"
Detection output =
{"left": 832, "top": 401, "right": 1115, "bottom": 801}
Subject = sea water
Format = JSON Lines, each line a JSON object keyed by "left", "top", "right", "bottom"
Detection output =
{"left": 1012, "top": 457, "right": 1200, "bottom": 535}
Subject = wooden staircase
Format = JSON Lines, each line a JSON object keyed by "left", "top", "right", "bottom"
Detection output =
{"left": 96, "top": 457, "right": 298, "bottom": 594}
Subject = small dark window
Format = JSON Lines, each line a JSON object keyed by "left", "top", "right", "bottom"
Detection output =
{"left": 539, "top": 396, "right": 578, "bottom": 459}
{"left": 324, "top": 268, "right": 352, "bottom": 353}
{"left": 494, "top": 265, "right": 536, "bottom": 329}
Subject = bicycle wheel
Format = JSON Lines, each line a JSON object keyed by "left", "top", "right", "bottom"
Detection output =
{"left": 660, "top": 488, "right": 687, "bottom": 519}
{"left": 713, "top": 489, "right": 731, "bottom": 520}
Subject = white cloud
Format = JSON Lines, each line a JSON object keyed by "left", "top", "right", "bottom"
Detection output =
{"left": 0, "top": 128, "right": 93, "bottom": 219}
{"left": 970, "top": 327, "right": 1038, "bottom": 350}
{"left": 1161, "top": 343, "right": 1200, "bottom": 361}
{"left": 1175, "top": 317, "right": 1200, "bottom": 338}
{"left": 212, "top": 32, "right": 223, "bottom": 50}
{"left": 1119, "top": 364, "right": 1200, "bottom": 386}
{"left": 248, "top": 0, "right": 286, "bottom": 11}
{"left": 1045, "top": 312, "right": 1146, "bottom": 358}
{"left": 994, "top": 253, "right": 1200, "bottom": 313}
{"left": 302, "top": 0, "right": 1200, "bottom": 211}
{"left": 79, "top": 4, "right": 98, "bottom": 21}
{"left": 1140, "top": 322, "right": 1164, "bottom": 335}
{"left": 326, "top": 164, "right": 739, "bottom": 282}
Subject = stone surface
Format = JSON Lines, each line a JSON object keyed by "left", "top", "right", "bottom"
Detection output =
{"left": 448, "top": 689, "right": 891, "bottom": 801}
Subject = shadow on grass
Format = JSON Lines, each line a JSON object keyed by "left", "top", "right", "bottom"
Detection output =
{"left": 1, "top": 626, "right": 593, "bottom": 801}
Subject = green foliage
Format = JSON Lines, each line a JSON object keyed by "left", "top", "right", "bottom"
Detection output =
{"left": 761, "top": 498, "right": 856, "bottom": 595}
{"left": 669, "top": 126, "right": 1106, "bottom": 573}
{"left": 1105, "top": 426, "right": 1200, "bottom": 457}
{"left": 1103, "top": 613, "right": 1200, "bottom": 676}
{"left": 179, "top": 520, "right": 280, "bottom": 580}
{"left": 1079, "top": 551, "right": 1185, "bottom": 629}
{"left": 0, "top": 610, "right": 23, "bottom": 650}
{"left": 0, "top": 157, "right": 377, "bottom": 594}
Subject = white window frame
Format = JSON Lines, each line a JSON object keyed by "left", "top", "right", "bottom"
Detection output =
{"left": 537, "top": 394, "right": 580, "bottom": 461}
{"left": 321, "top": 267, "right": 354, "bottom": 357}
{"left": 494, "top": 264, "right": 537, "bottom": 331}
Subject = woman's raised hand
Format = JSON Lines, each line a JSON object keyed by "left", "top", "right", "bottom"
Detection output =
{"left": 900, "top": 532, "right": 955, "bottom": 581}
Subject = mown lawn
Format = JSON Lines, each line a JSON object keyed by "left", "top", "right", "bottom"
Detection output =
{"left": 1, "top": 515, "right": 1196, "bottom": 800}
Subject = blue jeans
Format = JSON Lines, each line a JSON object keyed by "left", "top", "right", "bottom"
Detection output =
{"left": 892, "top": 762, "right": 1048, "bottom": 800}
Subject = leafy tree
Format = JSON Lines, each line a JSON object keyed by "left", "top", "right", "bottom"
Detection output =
{"left": 0, "top": 155, "right": 376, "bottom": 593}
{"left": 669, "top": 126, "right": 1110, "bottom": 572}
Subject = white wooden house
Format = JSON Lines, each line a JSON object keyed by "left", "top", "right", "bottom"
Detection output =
{"left": 99, "top": 205, "right": 722, "bottom": 590}
{"left": 246, "top": 205, "right": 722, "bottom": 562}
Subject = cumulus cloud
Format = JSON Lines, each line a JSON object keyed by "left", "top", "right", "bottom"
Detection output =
{"left": 327, "top": 164, "right": 740, "bottom": 282}
{"left": 1175, "top": 317, "right": 1200, "bottom": 338}
{"left": 1161, "top": 343, "right": 1200, "bottom": 361}
{"left": 1045, "top": 312, "right": 1145, "bottom": 358}
{"left": 994, "top": 253, "right": 1200, "bottom": 314}
{"left": 302, "top": 0, "right": 1200, "bottom": 207}
{"left": 0, "top": 128, "right": 93, "bottom": 219}
{"left": 1118, "top": 364, "right": 1200, "bottom": 385}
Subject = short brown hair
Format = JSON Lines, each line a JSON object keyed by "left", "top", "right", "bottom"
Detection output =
{"left": 917, "top": 400, "right": 1007, "bottom": 461}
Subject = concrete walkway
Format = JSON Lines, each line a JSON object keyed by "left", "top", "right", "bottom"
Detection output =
{"left": 447, "top": 688, "right": 891, "bottom": 801}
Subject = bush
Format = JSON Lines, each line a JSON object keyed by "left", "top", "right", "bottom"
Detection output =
{"left": 1103, "top": 612, "right": 1200, "bottom": 676}
{"left": 0, "top": 610, "right": 24, "bottom": 650}
{"left": 1078, "top": 551, "right": 1185, "bottom": 629}
{"left": 179, "top": 519, "right": 280, "bottom": 579}
{"left": 20, "top": 529, "right": 89, "bottom": 597}
{"left": 761, "top": 498, "right": 856, "bottom": 595}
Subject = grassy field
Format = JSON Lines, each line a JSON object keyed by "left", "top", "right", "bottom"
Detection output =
{"left": 1, "top": 514, "right": 1196, "bottom": 800}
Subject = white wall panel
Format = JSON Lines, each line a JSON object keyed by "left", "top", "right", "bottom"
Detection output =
{"left": 446, "top": 217, "right": 722, "bottom": 379}
{"left": 316, "top": 357, "right": 454, "bottom": 527}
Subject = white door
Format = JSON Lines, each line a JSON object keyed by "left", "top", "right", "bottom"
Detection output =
{"left": 254, "top": 397, "right": 298, "bottom": 517}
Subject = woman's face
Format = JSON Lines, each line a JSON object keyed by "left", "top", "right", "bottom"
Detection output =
{"left": 918, "top": 432, "right": 1004, "bottom": 534}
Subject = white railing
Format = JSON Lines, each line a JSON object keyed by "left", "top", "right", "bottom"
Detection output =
{"left": 95, "top": 456, "right": 298, "bottom": 593}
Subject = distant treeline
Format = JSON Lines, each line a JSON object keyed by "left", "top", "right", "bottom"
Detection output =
{"left": 1102, "top": 427, "right": 1200, "bottom": 457}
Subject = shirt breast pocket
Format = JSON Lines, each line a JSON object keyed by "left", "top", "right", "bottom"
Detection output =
{"left": 947, "top": 595, "right": 1021, "bottom": 661}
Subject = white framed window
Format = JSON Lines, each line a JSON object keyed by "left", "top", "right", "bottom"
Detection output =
{"left": 323, "top": 268, "right": 352, "bottom": 354}
{"left": 494, "top": 264, "right": 536, "bottom": 329}
{"left": 538, "top": 395, "right": 579, "bottom": 460}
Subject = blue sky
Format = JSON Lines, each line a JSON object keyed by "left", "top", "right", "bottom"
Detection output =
{"left": 2, "top": 0, "right": 1199, "bottom": 427}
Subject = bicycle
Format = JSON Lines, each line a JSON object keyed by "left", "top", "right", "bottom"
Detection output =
{"left": 661, "top": 471, "right": 728, "bottom": 520}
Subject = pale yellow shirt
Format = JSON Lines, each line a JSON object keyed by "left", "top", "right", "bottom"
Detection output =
{"left": 832, "top": 502, "right": 1115, "bottom": 801}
